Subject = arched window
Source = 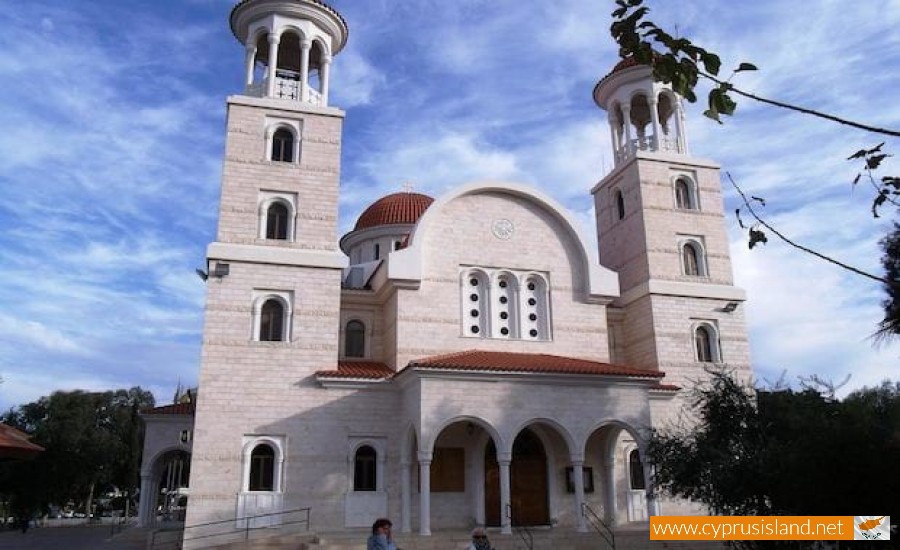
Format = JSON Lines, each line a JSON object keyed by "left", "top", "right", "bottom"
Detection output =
{"left": 272, "top": 128, "right": 294, "bottom": 162}
{"left": 675, "top": 178, "right": 692, "bottom": 209}
{"left": 353, "top": 445, "right": 377, "bottom": 491}
{"left": 682, "top": 242, "right": 702, "bottom": 276}
{"left": 259, "top": 299, "right": 285, "bottom": 341}
{"left": 629, "top": 449, "right": 646, "bottom": 490}
{"left": 266, "top": 202, "right": 289, "bottom": 240}
{"left": 522, "top": 275, "right": 550, "bottom": 340}
{"left": 695, "top": 325, "right": 717, "bottom": 363}
{"left": 345, "top": 320, "right": 365, "bottom": 358}
{"left": 463, "top": 270, "right": 490, "bottom": 337}
{"left": 249, "top": 444, "right": 275, "bottom": 491}
{"left": 493, "top": 273, "right": 519, "bottom": 338}
{"left": 614, "top": 189, "right": 625, "bottom": 220}
{"left": 374, "top": 243, "right": 381, "bottom": 260}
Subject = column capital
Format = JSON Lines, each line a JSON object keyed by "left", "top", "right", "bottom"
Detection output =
{"left": 496, "top": 452, "right": 512, "bottom": 464}
{"left": 267, "top": 33, "right": 280, "bottom": 45}
{"left": 417, "top": 450, "right": 432, "bottom": 463}
{"left": 301, "top": 39, "right": 312, "bottom": 50}
{"left": 569, "top": 456, "right": 584, "bottom": 466}
{"left": 321, "top": 53, "right": 332, "bottom": 64}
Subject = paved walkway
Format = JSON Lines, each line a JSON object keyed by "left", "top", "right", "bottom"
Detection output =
{"left": 0, "top": 524, "right": 148, "bottom": 549}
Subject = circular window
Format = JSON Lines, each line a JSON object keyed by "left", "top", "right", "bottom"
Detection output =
{"left": 499, "top": 280, "right": 507, "bottom": 288}
{"left": 499, "top": 296, "right": 508, "bottom": 304}
{"left": 470, "top": 309, "right": 479, "bottom": 317}
{"left": 470, "top": 278, "right": 479, "bottom": 286}
{"left": 528, "top": 313, "right": 537, "bottom": 321}
{"left": 529, "top": 329, "right": 538, "bottom": 337}
{"left": 500, "top": 327, "right": 509, "bottom": 336}
{"left": 470, "top": 293, "right": 479, "bottom": 302}
{"left": 528, "top": 298, "right": 537, "bottom": 306}
{"left": 527, "top": 282, "right": 536, "bottom": 291}
{"left": 471, "top": 326, "right": 480, "bottom": 334}
{"left": 500, "top": 312, "right": 508, "bottom": 320}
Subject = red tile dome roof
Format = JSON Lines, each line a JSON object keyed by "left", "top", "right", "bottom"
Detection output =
{"left": 353, "top": 192, "right": 434, "bottom": 231}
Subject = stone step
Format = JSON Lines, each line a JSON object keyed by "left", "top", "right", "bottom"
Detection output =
{"left": 194, "top": 525, "right": 727, "bottom": 550}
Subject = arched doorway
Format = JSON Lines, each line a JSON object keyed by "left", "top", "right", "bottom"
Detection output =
{"left": 484, "top": 429, "right": 549, "bottom": 526}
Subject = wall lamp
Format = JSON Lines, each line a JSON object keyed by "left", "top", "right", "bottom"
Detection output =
{"left": 195, "top": 262, "right": 230, "bottom": 282}
{"left": 719, "top": 301, "right": 740, "bottom": 313}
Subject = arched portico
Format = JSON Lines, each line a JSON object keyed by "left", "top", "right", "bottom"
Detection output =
{"left": 138, "top": 447, "right": 191, "bottom": 527}
{"left": 582, "top": 420, "right": 655, "bottom": 526}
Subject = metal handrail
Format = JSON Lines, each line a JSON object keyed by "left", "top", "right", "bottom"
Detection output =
{"left": 506, "top": 504, "right": 533, "bottom": 550}
{"left": 150, "top": 506, "right": 311, "bottom": 549}
{"left": 582, "top": 503, "right": 615, "bottom": 550}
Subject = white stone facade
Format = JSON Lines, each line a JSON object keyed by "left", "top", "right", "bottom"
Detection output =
{"left": 175, "top": 0, "right": 753, "bottom": 544}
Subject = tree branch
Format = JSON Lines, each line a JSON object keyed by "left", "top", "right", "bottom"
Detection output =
{"left": 702, "top": 74, "right": 900, "bottom": 137}
{"left": 728, "top": 172, "right": 890, "bottom": 284}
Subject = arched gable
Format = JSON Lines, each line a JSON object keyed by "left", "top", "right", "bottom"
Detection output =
{"left": 387, "top": 181, "right": 619, "bottom": 303}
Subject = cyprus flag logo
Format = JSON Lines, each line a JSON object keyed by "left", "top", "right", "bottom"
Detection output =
{"left": 854, "top": 516, "right": 890, "bottom": 541}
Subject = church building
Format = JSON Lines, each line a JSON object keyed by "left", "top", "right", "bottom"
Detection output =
{"left": 141, "top": 0, "right": 752, "bottom": 543}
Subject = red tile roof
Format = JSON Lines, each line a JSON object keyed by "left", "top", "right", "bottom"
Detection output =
{"left": 405, "top": 350, "right": 664, "bottom": 379}
{"left": 316, "top": 361, "right": 395, "bottom": 379}
{"left": 0, "top": 423, "right": 44, "bottom": 459}
{"left": 142, "top": 402, "right": 196, "bottom": 416}
{"left": 353, "top": 192, "right": 434, "bottom": 231}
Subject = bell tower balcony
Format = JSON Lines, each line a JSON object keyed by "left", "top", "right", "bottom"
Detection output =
{"left": 230, "top": 0, "right": 348, "bottom": 108}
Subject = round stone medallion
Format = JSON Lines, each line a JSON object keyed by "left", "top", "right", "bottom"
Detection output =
{"left": 491, "top": 219, "right": 514, "bottom": 240}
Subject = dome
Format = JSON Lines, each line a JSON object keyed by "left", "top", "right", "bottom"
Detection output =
{"left": 353, "top": 192, "right": 434, "bottom": 231}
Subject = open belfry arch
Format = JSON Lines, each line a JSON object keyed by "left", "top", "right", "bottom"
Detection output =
{"left": 175, "top": 0, "right": 753, "bottom": 545}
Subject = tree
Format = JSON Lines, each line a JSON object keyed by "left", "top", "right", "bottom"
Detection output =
{"left": 610, "top": 0, "right": 900, "bottom": 336}
{"left": 876, "top": 224, "right": 900, "bottom": 342}
{"left": 0, "top": 388, "right": 154, "bottom": 517}
{"left": 649, "top": 370, "right": 900, "bottom": 547}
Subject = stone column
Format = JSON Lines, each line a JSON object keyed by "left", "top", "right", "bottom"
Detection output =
{"left": 571, "top": 460, "right": 587, "bottom": 532}
{"left": 602, "top": 451, "right": 616, "bottom": 525}
{"left": 644, "top": 462, "right": 660, "bottom": 516}
{"left": 138, "top": 474, "right": 153, "bottom": 527}
{"left": 675, "top": 101, "right": 689, "bottom": 154}
{"left": 649, "top": 95, "right": 661, "bottom": 150}
{"left": 300, "top": 40, "right": 311, "bottom": 102}
{"left": 320, "top": 53, "right": 332, "bottom": 106}
{"left": 400, "top": 459, "right": 411, "bottom": 533}
{"left": 621, "top": 105, "right": 633, "bottom": 157}
{"left": 266, "top": 33, "right": 280, "bottom": 98}
{"left": 244, "top": 43, "right": 257, "bottom": 91}
{"left": 418, "top": 452, "right": 431, "bottom": 536}
{"left": 608, "top": 113, "right": 620, "bottom": 165}
{"left": 498, "top": 453, "right": 512, "bottom": 535}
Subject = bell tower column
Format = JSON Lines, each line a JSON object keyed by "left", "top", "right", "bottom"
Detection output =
{"left": 185, "top": 0, "right": 350, "bottom": 538}
{"left": 591, "top": 58, "right": 752, "bottom": 439}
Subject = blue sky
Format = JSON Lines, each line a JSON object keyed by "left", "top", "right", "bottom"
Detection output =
{"left": 0, "top": 0, "right": 897, "bottom": 410}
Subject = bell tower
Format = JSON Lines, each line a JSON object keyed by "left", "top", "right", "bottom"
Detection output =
{"left": 186, "top": 0, "right": 349, "bottom": 531}
{"left": 591, "top": 58, "right": 752, "bottom": 394}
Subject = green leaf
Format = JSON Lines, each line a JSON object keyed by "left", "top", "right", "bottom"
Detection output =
{"left": 852, "top": 173, "right": 861, "bottom": 186}
{"left": 613, "top": 7, "right": 628, "bottom": 18}
{"left": 701, "top": 52, "right": 722, "bottom": 75}
{"left": 866, "top": 142, "right": 885, "bottom": 154}
{"left": 748, "top": 228, "right": 768, "bottom": 249}
{"left": 735, "top": 62, "right": 758, "bottom": 72}
{"left": 750, "top": 196, "right": 766, "bottom": 206}
{"left": 703, "top": 108, "right": 722, "bottom": 123}
{"left": 847, "top": 148, "right": 868, "bottom": 160}
{"left": 867, "top": 154, "right": 890, "bottom": 170}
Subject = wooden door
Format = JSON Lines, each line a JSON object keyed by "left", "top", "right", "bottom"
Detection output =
{"left": 484, "top": 445, "right": 500, "bottom": 526}
{"left": 483, "top": 430, "right": 549, "bottom": 527}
